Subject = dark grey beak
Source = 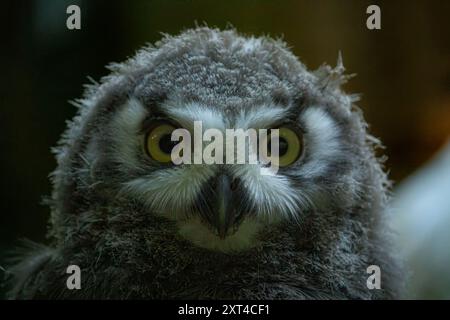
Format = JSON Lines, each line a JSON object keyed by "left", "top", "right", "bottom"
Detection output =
{"left": 213, "top": 174, "right": 238, "bottom": 238}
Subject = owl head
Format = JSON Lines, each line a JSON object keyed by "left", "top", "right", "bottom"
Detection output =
{"left": 49, "top": 27, "right": 387, "bottom": 253}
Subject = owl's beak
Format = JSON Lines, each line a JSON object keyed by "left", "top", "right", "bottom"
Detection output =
{"left": 214, "top": 173, "right": 238, "bottom": 239}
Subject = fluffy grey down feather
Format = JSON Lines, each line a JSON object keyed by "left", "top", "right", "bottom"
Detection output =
{"left": 3, "top": 27, "right": 403, "bottom": 299}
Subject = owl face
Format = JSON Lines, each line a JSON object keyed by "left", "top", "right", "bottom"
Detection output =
{"left": 54, "top": 28, "right": 366, "bottom": 253}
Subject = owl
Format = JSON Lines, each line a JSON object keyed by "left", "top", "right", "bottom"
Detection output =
{"left": 5, "top": 27, "right": 403, "bottom": 299}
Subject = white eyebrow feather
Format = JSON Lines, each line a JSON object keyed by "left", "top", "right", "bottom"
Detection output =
{"left": 163, "top": 101, "right": 225, "bottom": 130}
{"left": 234, "top": 104, "right": 288, "bottom": 129}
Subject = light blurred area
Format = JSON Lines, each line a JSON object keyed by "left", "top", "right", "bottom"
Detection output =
{"left": 1, "top": 0, "right": 450, "bottom": 299}
{"left": 392, "top": 140, "right": 450, "bottom": 299}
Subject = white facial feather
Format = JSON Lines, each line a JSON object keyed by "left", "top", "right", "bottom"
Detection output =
{"left": 230, "top": 164, "right": 309, "bottom": 223}
{"left": 177, "top": 217, "right": 262, "bottom": 252}
{"left": 122, "top": 165, "right": 217, "bottom": 219}
{"left": 299, "top": 107, "right": 341, "bottom": 178}
{"left": 110, "top": 98, "right": 147, "bottom": 172}
{"left": 234, "top": 104, "right": 287, "bottom": 130}
{"left": 110, "top": 99, "right": 342, "bottom": 251}
{"left": 164, "top": 101, "right": 225, "bottom": 131}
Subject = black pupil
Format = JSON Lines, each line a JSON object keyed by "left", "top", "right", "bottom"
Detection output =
{"left": 159, "top": 134, "right": 176, "bottom": 154}
{"left": 268, "top": 137, "right": 288, "bottom": 157}
{"left": 279, "top": 138, "right": 289, "bottom": 156}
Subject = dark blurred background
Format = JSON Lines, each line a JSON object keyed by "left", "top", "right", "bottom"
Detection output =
{"left": 1, "top": 0, "right": 449, "bottom": 298}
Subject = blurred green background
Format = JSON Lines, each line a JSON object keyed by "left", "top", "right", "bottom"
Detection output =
{"left": 1, "top": 0, "right": 449, "bottom": 298}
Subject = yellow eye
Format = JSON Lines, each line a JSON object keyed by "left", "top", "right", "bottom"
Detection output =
{"left": 145, "top": 123, "right": 177, "bottom": 163}
{"left": 269, "top": 127, "right": 303, "bottom": 167}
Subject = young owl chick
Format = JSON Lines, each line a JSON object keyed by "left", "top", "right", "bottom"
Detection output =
{"left": 5, "top": 27, "right": 403, "bottom": 299}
